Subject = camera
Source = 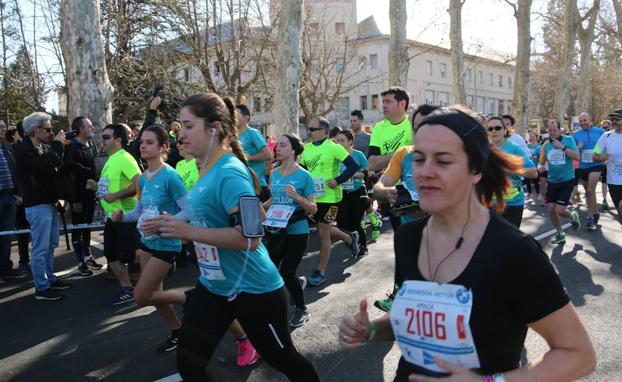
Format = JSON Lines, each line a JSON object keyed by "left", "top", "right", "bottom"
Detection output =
{"left": 65, "top": 130, "right": 78, "bottom": 141}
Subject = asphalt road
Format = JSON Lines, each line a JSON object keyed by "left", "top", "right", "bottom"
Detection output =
{"left": 1, "top": 196, "right": 621, "bottom": 381}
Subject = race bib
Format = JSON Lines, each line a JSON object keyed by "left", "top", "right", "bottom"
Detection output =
{"left": 581, "top": 149, "right": 594, "bottom": 164}
{"left": 138, "top": 205, "right": 159, "bottom": 240}
{"left": 264, "top": 204, "right": 296, "bottom": 229}
{"left": 342, "top": 178, "right": 355, "bottom": 191}
{"left": 547, "top": 149, "right": 566, "bottom": 166}
{"left": 97, "top": 178, "right": 109, "bottom": 198}
{"left": 612, "top": 162, "right": 622, "bottom": 177}
{"left": 194, "top": 242, "right": 225, "bottom": 280}
{"left": 390, "top": 280, "right": 480, "bottom": 373}
{"left": 313, "top": 177, "right": 325, "bottom": 197}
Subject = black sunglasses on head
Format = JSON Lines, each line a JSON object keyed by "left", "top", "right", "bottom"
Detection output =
{"left": 487, "top": 125, "right": 503, "bottom": 132}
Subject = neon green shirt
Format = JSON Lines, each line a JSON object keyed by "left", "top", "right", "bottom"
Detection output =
{"left": 99, "top": 149, "right": 141, "bottom": 215}
{"left": 175, "top": 158, "right": 200, "bottom": 191}
{"left": 300, "top": 139, "right": 349, "bottom": 203}
{"left": 369, "top": 116, "right": 413, "bottom": 155}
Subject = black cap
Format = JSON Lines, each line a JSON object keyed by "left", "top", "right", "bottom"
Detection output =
{"left": 607, "top": 109, "right": 622, "bottom": 119}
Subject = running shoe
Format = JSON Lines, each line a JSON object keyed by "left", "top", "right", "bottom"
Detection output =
{"left": 551, "top": 233, "right": 566, "bottom": 245}
{"left": 34, "top": 288, "right": 63, "bottom": 301}
{"left": 570, "top": 211, "right": 581, "bottom": 231}
{"left": 370, "top": 229, "right": 380, "bottom": 242}
{"left": 85, "top": 258, "right": 103, "bottom": 270}
{"left": 18, "top": 263, "right": 31, "bottom": 274}
{"left": 108, "top": 287, "right": 134, "bottom": 306}
{"left": 77, "top": 262, "right": 94, "bottom": 276}
{"left": 374, "top": 295, "right": 394, "bottom": 312}
{"left": 0, "top": 267, "right": 28, "bottom": 279}
{"left": 602, "top": 201, "right": 610, "bottom": 211}
{"left": 289, "top": 307, "right": 310, "bottom": 328}
{"left": 585, "top": 216, "right": 596, "bottom": 231}
{"left": 50, "top": 280, "right": 73, "bottom": 290}
{"left": 593, "top": 213, "right": 600, "bottom": 225}
{"left": 157, "top": 329, "right": 180, "bottom": 352}
{"left": 307, "top": 269, "right": 326, "bottom": 286}
{"left": 236, "top": 338, "right": 261, "bottom": 367}
{"left": 348, "top": 231, "right": 360, "bottom": 258}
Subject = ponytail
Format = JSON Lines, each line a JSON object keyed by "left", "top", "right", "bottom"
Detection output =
{"left": 476, "top": 144, "right": 524, "bottom": 212}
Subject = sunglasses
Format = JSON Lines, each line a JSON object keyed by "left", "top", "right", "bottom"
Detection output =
{"left": 308, "top": 127, "right": 324, "bottom": 132}
{"left": 611, "top": 117, "right": 621, "bottom": 122}
{"left": 487, "top": 125, "right": 503, "bottom": 132}
{"left": 101, "top": 134, "right": 112, "bottom": 140}
{"left": 38, "top": 127, "right": 53, "bottom": 133}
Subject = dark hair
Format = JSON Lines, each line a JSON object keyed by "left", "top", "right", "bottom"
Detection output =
{"left": 71, "top": 116, "right": 88, "bottom": 132}
{"left": 181, "top": 92, "right": 260, "bottom": 194}
{"left": 103, "top": 123, "right": 130, "bottom": 146}
{"left": 235, "top": 104, "right": 251, "bottom": 118}
{"left": 313, "top": 116, "right": 330, "bottom": 131}
{"left": 501, "top": 114, "right": 515, "bottom": 126}
{"left": 350, "top": 110, "right": 364, "bottom": 121}
{"left": 381, "top": 86, "right": 410, "bottom": 111}
{"left": 5, "top": 129, "right": 17, "bottom": 143}
{"left": 329, "top": 125, "right": 342, "bottom": 138}
{"left": 141, "top": 124, "right": 169, "bottom": 159}
{"left": 282, "top": 133, "right": 304, "bottom": 157}
{"left": 129, "top": 121, "right": 142, "bottom": 130}
{"left": 337, "top": 129, "right": 354, "bottom": 142}
{"left": 411, "top": 104, "right": 440, "bottom": 127}
{"left": 417, "top": 106, "right": 524, "bottom": 212}
{"left": 487, "top": 116, "right": 509, "bottom": 137}
{"left": 547, "top": 119, "right": 561, "bottom": 129}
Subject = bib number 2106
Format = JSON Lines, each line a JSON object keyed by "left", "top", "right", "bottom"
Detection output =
{"left": 405, "top": 308, "right": 448, "bottom": 340}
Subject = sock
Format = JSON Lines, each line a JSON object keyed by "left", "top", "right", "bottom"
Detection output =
{"left": 368, "top": 212, "right": 379, "bottom": 227}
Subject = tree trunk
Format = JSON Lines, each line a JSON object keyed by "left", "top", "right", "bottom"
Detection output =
{"left": 553, "top": 0, "right": 577, "bottom": 125}
{"left": 389, "top": 0, "right": 408, "bottom": 88}
{"left": 510, "top": 0, "right": 532, "bottom": 137}
{"left": 575, "top": 0, "right": 600, "bottom": 113}
{"left": 613, "top": 0, "right": 622, "bottom": 44}
{"left": 448, "top": 0, "right": 466, "bottom": 105}
{"left": 60, "top": 0, "right": 113, "bottom": 144}
{"left": 274, "top": 0, "right": 303, "bottom": 136}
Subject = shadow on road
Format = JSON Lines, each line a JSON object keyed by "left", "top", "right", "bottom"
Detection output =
{"left": 550, "top": 243, "right": 604, "bottom": 307}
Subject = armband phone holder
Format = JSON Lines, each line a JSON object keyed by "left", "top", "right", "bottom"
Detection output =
{"left": 230, "top": 196, "right": 264, "bottom": 238}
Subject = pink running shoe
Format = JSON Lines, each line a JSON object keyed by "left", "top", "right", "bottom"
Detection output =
{"left": 236, "top": 338, "right": 261, "bottom": 367}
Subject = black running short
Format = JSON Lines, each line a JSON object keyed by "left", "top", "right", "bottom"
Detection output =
{"left": 575, "top": 165, "right": 605, "bottom": 182}
{"left": 312, "top": 202, "right": 338, "bottom": 224}
{"left": 609, "top": 184, "right": 622, "bottom": 211}
{"left": 546, "top": 179, "right": 574, "bottom": 206}
{"left": 138, "top": 242, "right": 178, "bottom": 265}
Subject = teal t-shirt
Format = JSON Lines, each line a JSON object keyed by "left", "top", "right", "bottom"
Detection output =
{"left": 239, "top": 127, "right": 268, "bottom": 187}
{"left": 542, "top": 136, "right": 578, "bottom": 183}
{"left": 340, "top": 149, "right": 368, "bottom": 192}
{"left": 399, "top": 150, "right": 419, "bottom": 224}
{"left": 527, "top": 144, "right": 541, "bottom": 160}
{"left": 269, "top": 166, "right": 315, "bottom": 235}
{"left": 500, "top": 140, "right": 535, "bottom": 207}
{"left": 137, "top": 165, "right": 187, "bottom": 252}
{"left": 189, "top": 152, "right": 283, "bottom": 296}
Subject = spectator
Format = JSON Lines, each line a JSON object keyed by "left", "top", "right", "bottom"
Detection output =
{"left": 5, "top": 128, "right": 20, "bottom": 144}
{"left": 64, "top": 117, "right": 103, "bottom": 275}
{"left": 350, "top": 110, "right": 370, "bottom": 157}
{"left": 14, "top": 112, "right": 72, "bottom": 301}
{"left": 14, "top": 122, "right": 30, "bottom": 274}
{"left": 0, "top": 120, "right": 7, "bottom": 143}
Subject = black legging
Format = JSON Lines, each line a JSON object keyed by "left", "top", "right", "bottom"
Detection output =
{"left": 15, "top": 204, "right": 30, "bottom": 265}
{"left": 336, "top": 187, "right": 368, "bottom": 249}
{"left": 524, "top": 177, "right": 540, "bottom": 195}
{"left": 265, "top": 233, "right": 308, "bottom": 309}
{"left": 178, "top": 283, "right": 319, "bottom": 382}
{"left": 70, "top": 198, "right": 95, "bottom": 261}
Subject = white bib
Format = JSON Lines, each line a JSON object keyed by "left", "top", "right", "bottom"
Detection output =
{"left": 580, "top": 149, "right": 594, "bottom": 164}
{"left": 612, "top": 162, "right": 622, "bottom": 177}
{"left": 138, "top": 205, "right": 159, "bottom": 240}
{"left": 547, "top": 149, "right": 566, "bottom": 166}
{"left": 264, "top": 204, "right": 296, "bottom": 229}
{"left": 313, "top": 177, "right": 325, "bottom": 197}
{"left": 97, "top": 178, "right": 109, "bottom": 198}
{"left": 390, "top": 280, "right": 480, "bottom": 373}
{"left": 194, "top": 242, "right": 225, "bottom": 280}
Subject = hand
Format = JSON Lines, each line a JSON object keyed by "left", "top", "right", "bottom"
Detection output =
{"left": 85, "top": 179, "right": 98, "bottom": 191}
{"left": 141, "top": 215, "right": 161, "bottom": 236}
{"left": 327, "top": 179, "right": 338, "bottom": 189}
{"left": 537, "top": 163, "right": 545, "bottom": 173}
{"left": 551, "top": 138, "right": 564, "bottom": 149}
{"left": 14, "top": 195, "right": 23, "bottom": 206}
{"left": 150, "top": 96, "right": 162, "bottom": 110}
{"left": 54, "top": 130, "right": 66, "bottom": 144}
{"left": 284, "top": 185, "right": 301, "bottom": 202}
{"left": 102, "top": 192, "right": 118, "bottom": 203}
{"left": 408, "top": 357, "right": 481, "bottom": 382}
{"left": 157, "top": 213, "right": 194, "bottom": 240}
{"left": 338, "top": 299, "right": 370, "bottom": 349}
{"left": 386, "top": 187, "right": 398, "bottom": 204}
{"left": 111, "top": 209, "right": 123, "bottom": 223}
{"left": 72, "top": 202, "right": 83, "bottom": 214}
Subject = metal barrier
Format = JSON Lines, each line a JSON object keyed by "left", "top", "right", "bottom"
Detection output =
{"left": 0, "top": 221, "right": 106, "bottom": 237}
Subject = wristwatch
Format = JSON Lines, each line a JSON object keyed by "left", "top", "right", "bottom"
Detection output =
{"left": 492, "top": 373, "right": 507, "bottom": 382}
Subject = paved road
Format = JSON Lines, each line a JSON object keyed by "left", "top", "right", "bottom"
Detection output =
{"left": 1, "top": 197, "right": 620, "bottom": 381}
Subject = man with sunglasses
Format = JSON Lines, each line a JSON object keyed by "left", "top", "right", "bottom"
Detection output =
{"left": 14, "top": 112, "right": 71, "bottom": 301}
{"left": 593, "top": 109, "right": 622, "bottom": 224}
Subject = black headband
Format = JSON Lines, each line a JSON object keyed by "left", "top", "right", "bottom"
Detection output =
{"left": 418, "top": 108, "right": 490, "bottom": 173}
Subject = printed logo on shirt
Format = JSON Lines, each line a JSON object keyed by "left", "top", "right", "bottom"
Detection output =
{"left": 382, "top": 130, "right": 407, "bottom": 154}
{"left": 306, "top": 154, "right": 322, "bottom": 173}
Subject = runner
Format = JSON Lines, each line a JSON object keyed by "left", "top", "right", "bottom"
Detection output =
{"left": 367, "top": 86, "right": 413, "bottom": 231}
{"left": 264, "top": 133, "right": 317, "bottom": 327}
{"left": 598, "top": 119, "right": 612, "bottom": 210}
{"left": 572, "top": 112, "right": 605, "bottom": 229}
{"left": 333, "top": 129, "right": 369, "bottom": 259}
{"left": 156, "top": 93, "right": 319, "bottom": 381}
{"left": 539, "top": 119, "right": 581, "bottom": 245}
{"left": 110, "top": 125, "right": 188, "bottom": 352}
{"left": 593, "top": 108, "right": 622, "bottom": 222}
{"left": 97, "top": 123, "right": 142, "bottom": 305}
{"left": 338, "top": 107, "right": 596, "bottom": 382}
{"left": 236, "top": 104, "right": 272, "bottom": 202}
{"left": 526, "top": 132, "right": 542, "bottom": 202}
{"left": 174, "top": 137, "right": 199, "bottom": 191}
{"left": 501, "top": 113, "right": 530, "bottom": 156}
{"left": 486, "top": 116, "right": 537, "bottom": 228}
{"left": 300, "top": 116, "right": 359, "bottom": 286}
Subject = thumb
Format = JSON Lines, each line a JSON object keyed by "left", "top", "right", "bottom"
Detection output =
{"left": 434, "top": 357, "right": 463, "bottom": 373}
{"left": 358, "top": 299, "right": 369, "bottom": 321}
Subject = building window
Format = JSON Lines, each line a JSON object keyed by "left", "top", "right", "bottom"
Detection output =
{"left": 335, "top": 22, "right": 345, "bottom": 35}
{"left": 498, "top": 100, "right": 505, "bottom": 115}
{"left": 265, "top": 96, "right": 273, "bottom": 111}
{"left": 467, "top": 69, "right": 473, "bottom": 82}
{"left": 359, "top": 56, "right": 367, "bottom": 70}
{"left": 438, "top": 91, "right": 449, "bottom": 106}
{"left": 488, "top": 73, "right": 493, "bottom": 86}
{"left": 440, "top": 63, "right": 447, "bottom": 78}
{"left": 253, "top": 97, "right": 262, "bottom": 113}
{"left": 498, "top": 74, "right": 503, "bottom": 87}
{"left": 508, "top": 76, "right": 512, "bottom": 88}
{"left": 336, "top": 97, "right": 350, "bottom": 119}
{"left": 424, "top": 90, "right": 435, "bottom": 104}
{"left": 336, "top": 58, "right": 344, "bottom": 73}
{"left": 487, "top": 98, "right": 495, "bottom": 114}
{"left": 478, "top": 70, "right": 483, "bottom": 84}
{"left": 360, "top": 95, "right": 368, "bottom": 110}
{"left": 370, "top": 54, "right": 378, "bottom": 70}
{"left": 466, "top": 95, "right": 473, "bottom": 109}
{"left": 371, "top": 94, "right": 379, "bottom": 109}
{"left": 425, "top": 60, "right": 433, "bottom": 76}
{"left": 476, "top": 96, "right": 484, "bottom": 113}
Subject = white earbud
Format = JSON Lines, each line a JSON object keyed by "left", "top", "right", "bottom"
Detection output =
{"left": 211, "top": 128, "right": 217, "bottom": 136}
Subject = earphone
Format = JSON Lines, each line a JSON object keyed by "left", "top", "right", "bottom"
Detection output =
{"left": 211, "top": 128, "right": 217, "bottom": 136}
